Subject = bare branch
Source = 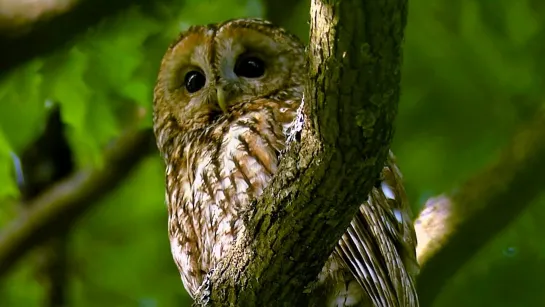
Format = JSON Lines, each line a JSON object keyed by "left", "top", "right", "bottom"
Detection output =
{"left": 0, "top": 128, "right": 156, "bottom": 278}
{"left": 200, "top": 0, "right": 408, "bottom": 305}
{"left": 0, "top": 0, "right": 171, "bottom": 77}
{"left": 414, "top": 195, "right": 453, "bottom": 267}
{"left": 416, "top": 108, "right": 545, "bottom": 306}
{"left": 0, "top": 0, "right": 77, "bottom": 32}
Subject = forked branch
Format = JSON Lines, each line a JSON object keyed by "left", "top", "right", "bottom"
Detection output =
{"left": 201, "top": 0, "right": 408, "bottom": 305}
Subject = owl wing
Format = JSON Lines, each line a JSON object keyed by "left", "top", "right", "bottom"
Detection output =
{"left": 334, "top": 151, "right": 419, "bottom": 307}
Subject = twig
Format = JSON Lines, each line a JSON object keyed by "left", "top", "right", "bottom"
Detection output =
{"left": 416, "top": 107, "right": 545, "bottom": 306}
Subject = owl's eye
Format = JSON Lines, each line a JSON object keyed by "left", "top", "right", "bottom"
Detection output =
{"left": 184, "top": 71, "right": 206, "bottom": 93}
{"left": 234, "top": 56, "right": 265, "bottom": 78}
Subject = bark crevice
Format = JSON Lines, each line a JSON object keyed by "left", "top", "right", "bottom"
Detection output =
{"left": 200, "top": 0, "right": 408, "bottom": 305}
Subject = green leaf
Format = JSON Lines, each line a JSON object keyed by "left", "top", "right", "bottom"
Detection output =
{"left": 0, "top": 59, "right": 47, "bottom": 153}
{"left": 50, "top": 47, "right": 90, "bottom": 132}
{"left": 505, "top": 0, "right": 539, "bottom": 47}
{"left": 0, "top": 129, "right": 18, "bottom": 200}
{"left": 120, "top": 81, "right": 151, "bottom": 107}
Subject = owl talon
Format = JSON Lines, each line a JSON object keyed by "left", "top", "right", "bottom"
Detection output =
{"left": 283, "top": 95, "right": 305, "bottom": 151}
{"left": 194, "top": 268, "right": 215, "bottom": 306}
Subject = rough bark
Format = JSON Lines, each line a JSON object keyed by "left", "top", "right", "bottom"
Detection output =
{"left": 416, "top": 107, "right": 545, "bottom": 306}
{"left": 197, "top": 0, "right": 408, "bottom": 305}
{"left": 1, "top": 1, "right": 542, "bottom": 306}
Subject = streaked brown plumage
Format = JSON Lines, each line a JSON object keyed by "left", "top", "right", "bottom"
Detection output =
{"left": 153, "top": 18, "right": 419, "bottom": 306}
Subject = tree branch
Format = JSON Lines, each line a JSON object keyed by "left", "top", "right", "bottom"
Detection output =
{"left": 18, "top": 105, "right": 75, "bottom": 306}
{"left": 0, "top": 0, "right": 170, "bottom": 77}
{"left": 0, "top": 0, "right": 76, "bottom": 32}
{"left": 200, "top": 0, "right": 407, "bottom": 305}
{"left": 415, "top": 107, "right": 545, "bottom": 306}
{"left": 0, "top": 128, "right": 156, "bottom": 278}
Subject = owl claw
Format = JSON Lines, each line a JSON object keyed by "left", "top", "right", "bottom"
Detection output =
{"left": 283, "top": 95, "right": 305, "bottom": 151}
{"left": 194, "top": 269, "right": 215, "bottom": 306}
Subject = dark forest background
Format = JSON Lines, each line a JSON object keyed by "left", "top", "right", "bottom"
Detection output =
{"left": 0, "top": 0, "right": 544, "bottom": 306}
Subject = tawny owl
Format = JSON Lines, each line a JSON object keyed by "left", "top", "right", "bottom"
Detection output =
{"left": 153, "top": 18, "right": 419, "bottom": 306}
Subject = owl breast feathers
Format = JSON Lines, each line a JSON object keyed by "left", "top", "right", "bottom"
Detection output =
{"left": 153, "top": 18, "right": 419, "bottom": 306}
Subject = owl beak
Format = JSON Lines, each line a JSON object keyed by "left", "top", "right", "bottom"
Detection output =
{"left": 216, "top": 87, "right": 228, "bottom": 113}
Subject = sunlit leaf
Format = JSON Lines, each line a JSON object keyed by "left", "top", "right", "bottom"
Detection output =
{"left": 0, "top": 129, "right": 18, "bottom": 199}
{"left": 50, "top": 47, "right": 89, "bottom": 132}
{"left": 0, "top": 60, "right": 47, "bottom": 152}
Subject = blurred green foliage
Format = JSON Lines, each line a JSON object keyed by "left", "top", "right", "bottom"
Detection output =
{"left": 0, "top": 0, "right": 543, "bottom": 306}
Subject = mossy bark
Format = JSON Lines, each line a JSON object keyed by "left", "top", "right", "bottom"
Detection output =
{"left": 201, "top": 0, "right": 408, "bottom": 305}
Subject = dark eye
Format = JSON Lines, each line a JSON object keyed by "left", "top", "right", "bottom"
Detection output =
{"left": 184, "top": 71, "right": 206, "bottom": 93}
{"left": 234, "top": 56, "right": 265, "bottom": 78}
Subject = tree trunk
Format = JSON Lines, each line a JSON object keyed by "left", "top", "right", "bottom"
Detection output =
{"left": 197, "top": 0, "right": 408, "bottom": 305}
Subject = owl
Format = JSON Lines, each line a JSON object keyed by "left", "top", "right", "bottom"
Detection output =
{"left": 153, "top": 18, "right": 419, "bottom": 306}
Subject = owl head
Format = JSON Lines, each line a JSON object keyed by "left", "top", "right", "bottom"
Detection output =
{"left": 153, "top": 18, "right": 306, "bottom": 154}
